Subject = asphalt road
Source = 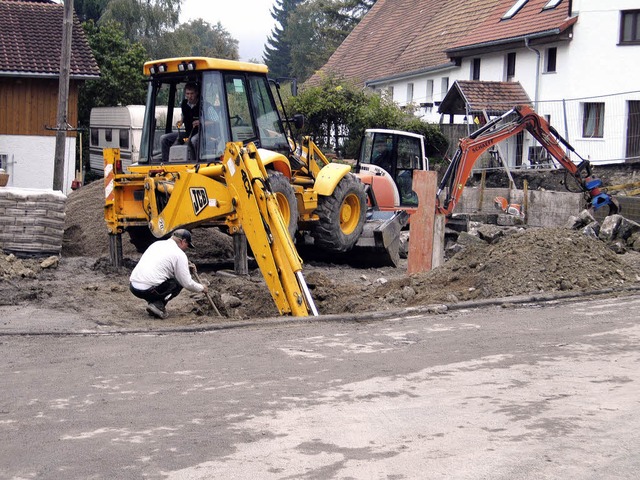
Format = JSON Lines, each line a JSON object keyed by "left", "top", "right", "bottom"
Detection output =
{"left": 2, "top": 295, "right": 640, "bottom": 479}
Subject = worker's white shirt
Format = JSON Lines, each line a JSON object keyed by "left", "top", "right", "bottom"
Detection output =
{"left": 129, "top": 238, "right": 203, "bottom": 292}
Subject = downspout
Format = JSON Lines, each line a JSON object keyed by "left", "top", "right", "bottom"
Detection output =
{"left": 524, "top": 36, "right": 541, "bottom": 111}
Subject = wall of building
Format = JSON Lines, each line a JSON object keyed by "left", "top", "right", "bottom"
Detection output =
{"left": 0, "top": 78, "right": 79, "bottom": 137}
{"left": 457, "top": 187, "right": 585, "bottom": 227}
{"left": 0, "top": 77, "right": 82, "bottom": 194}
{"left": 0, "top": 135, "right": 77, "bottom": 195}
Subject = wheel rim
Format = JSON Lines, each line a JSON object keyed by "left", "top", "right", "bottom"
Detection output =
{"left": 274, "top": 191, "right": 291, "bottom": 226}
{"left": 340, "top": 193, "right": 361, "bottom": 235}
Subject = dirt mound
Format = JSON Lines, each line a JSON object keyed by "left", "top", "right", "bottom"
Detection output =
{"left": 1, "top": 178, "right": 635, "bottom": 322}
{"left": 374, "top": 228, "right": 640, "bottom": 308}
{"left": 63, "top": 180, "right": 234, "bottom": 261}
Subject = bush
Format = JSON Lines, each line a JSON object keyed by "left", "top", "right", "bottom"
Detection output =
{"left": 288, "top": 75, "right": 448, "bottom": 160}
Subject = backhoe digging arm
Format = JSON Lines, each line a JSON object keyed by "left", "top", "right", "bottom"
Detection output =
{"left": 221, "top": 142, "right": 318, "bottom": 317}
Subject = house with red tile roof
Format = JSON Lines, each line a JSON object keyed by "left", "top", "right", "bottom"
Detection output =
{"left": 309, "top": 0, "right": 640, "bottom": 166}
{"left": 0, "top": 0, "right": 100, "bottom": 193}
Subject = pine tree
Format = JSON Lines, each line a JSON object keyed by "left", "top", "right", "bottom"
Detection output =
{"left": 263, "top": 0, "right": 303, "bottom": 78}
{"left": 286, "top": 0, "right": 376, "bottom": 82}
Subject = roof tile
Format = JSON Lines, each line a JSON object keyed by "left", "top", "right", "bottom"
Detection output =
{"left": 308, "top": 0, "right": 573, "bottom": 87}
{"left": 451, "top": 0, "right": 573, "bottom": 51}
{"left": 0, "top": 0, "right": 100, "bottom": 78}
{"left": 439, "top": 80, "right": 532, "bottom": 115}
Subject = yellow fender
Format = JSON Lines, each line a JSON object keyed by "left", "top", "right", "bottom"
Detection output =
{"left": 314, "top": 163, "right": 352, "bottom": 196}
{"left": 257, "top": 148, "right": 292, "bottom": 179}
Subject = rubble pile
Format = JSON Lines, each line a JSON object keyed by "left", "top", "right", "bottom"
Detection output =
{"left": 0, "top": 179, "right": 636, "bottom": 320}
{"left": 397, "top": 227, "right": 638, "bottom": 307}
{"left": 567, "top": 210, "right": 640, "bottom": 253}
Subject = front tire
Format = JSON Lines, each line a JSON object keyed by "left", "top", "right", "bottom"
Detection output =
{"left": 312, "top": 174, "right": 367, "bottom": 252}
{"left": 268, "top": 172, "right": 299, "bottom": 239}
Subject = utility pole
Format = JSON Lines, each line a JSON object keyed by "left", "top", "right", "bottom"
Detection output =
{"left": 53, "top": 0, "right": 73, "bottom": 191}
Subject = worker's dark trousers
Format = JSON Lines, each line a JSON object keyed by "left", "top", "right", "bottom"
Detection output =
{"left": 129, "top": 279, "right": 183, "bottom": 306}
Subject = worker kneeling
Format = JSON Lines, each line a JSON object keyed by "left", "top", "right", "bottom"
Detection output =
{"left": 129, "top": 229, "right": 207, "bottom": 319}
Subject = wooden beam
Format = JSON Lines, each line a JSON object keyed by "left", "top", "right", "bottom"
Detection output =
{"left": 408, "top": 170, "right": 442, "bottom": 274}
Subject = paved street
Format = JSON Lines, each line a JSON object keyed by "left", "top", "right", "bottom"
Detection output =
{"left": 2, "top": 295, "right": 640, "bottom": 479}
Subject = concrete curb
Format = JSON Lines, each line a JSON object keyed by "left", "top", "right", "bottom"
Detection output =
{"left": 2, "top": 285, "right": 640, "bottom": 337}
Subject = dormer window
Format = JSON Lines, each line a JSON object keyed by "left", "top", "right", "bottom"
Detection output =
{"left": 502, "top": 0, "right": 528, "bottom": 20}
{"left": 543, "top": 0, "right": 562, "bottom": 10}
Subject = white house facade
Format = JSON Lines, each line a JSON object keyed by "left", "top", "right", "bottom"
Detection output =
{"left": 362, "top": 0, "right": 640, "bottom": 167}
{"left": 0, "top": 136, "right": 77, "bottom": 192}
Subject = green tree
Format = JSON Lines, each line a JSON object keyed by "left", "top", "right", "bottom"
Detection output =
{"left": 155, "top": 19, "right": 239, "bottom": 60}
{"left": 317, "top": 0, "right": 376, "bottom": 39}
{"left": 263, "top": 0, "right": 303, "bottom": 78}
{"left": 285, "top": 0, "right": 376, "bottom": 83}
{"left": 78, "top": 20, "right": 148, "bottom": 173}
{"left": 288, "top": 75, "right": 447, "bottom": 159}
{"left": 286, "top": 2, "right": 335, "bottom": 82}
{"left": 74, "top": 0, "right": 110, "bottom": 22}
{"left": 99, "top": 0, "right": 183, "bottom": 57}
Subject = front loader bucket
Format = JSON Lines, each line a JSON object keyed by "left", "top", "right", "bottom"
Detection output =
{"left": 351, "top": 210, "right": 410, "bottom": 267}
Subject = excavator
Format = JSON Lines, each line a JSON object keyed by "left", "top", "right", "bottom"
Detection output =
{"left": 103, "top": 56, "right": 409, "bottom": 257}
{"left": 436, "top": 104, "right": 619, "bottom": 216}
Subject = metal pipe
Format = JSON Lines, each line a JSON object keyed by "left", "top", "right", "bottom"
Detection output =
{"left": 296, "top": 271, "right": 319, "bottom": 316}
{"left": 524, "top": 37, "right": 541, "bottom": 110}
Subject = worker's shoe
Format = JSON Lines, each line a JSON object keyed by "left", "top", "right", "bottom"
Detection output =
{"left": 146, "top": 302, "right": 168, "bottom": 319}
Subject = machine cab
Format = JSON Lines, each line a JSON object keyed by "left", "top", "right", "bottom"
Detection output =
{"left": 136, "top": 58, "right": 291, "bottom": 169}
{"left": 356, "top": 129, "right": 429, "bottom": 209}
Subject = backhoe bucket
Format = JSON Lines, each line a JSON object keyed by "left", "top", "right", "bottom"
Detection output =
{"left": 351, "top": 210, "right": 410, "bottom": 267}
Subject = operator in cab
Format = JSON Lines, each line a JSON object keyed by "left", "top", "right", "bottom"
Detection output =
{"left": 161, "top": 82, "right": 202, "bottom": 162}
{"left": 129, "top": 229, "right": 208, "bottom": 319}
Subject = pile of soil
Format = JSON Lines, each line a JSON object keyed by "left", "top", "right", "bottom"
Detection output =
{"left": 1, "top": 179, "right": 638, "bottom": 325}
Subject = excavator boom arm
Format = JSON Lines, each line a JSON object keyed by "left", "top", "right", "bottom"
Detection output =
{"left": 436, "top": 105, "right": 619, "bottom": 216}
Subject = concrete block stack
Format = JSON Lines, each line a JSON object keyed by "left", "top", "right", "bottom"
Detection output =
{"left": 0, "top": 187, "right": 66, "bottom": 257}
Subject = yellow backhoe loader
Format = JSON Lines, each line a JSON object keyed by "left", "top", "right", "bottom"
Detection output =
{"left": 103, "top": 56, "right": 406, "bottom": 316}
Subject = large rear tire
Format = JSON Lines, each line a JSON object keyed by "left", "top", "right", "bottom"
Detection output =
{"left": 312, "top": 174, "right": 367, "bottom": 252}
{"left": 268, "top": 172, "right": 299, "bottom": 239}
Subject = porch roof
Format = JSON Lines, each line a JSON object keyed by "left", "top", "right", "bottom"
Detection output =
{"left": 438, "top": 80, "right": 532, "bottom": 116}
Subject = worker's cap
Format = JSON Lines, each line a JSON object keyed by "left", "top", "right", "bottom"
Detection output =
{"left": 173, "top": 229, "right": 195, "bottom": 248}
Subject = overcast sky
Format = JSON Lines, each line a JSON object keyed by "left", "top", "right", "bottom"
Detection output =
{"left": 180, "top": 0, "right": 277, "bottom": 62}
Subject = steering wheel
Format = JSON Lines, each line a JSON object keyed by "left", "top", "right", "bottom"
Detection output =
{"left": 230, "top": 115, "right": 244, "bottom": 126}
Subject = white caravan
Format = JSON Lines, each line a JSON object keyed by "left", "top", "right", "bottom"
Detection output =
{"left": 89, "top": 105, "right": 145, "bottom": 175}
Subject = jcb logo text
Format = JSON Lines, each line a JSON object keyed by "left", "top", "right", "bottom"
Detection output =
{"left": 190, "top": 188, "right": 208, "bottom": 216}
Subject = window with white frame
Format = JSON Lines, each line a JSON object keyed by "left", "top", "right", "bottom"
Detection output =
{"left": 505, "top": 52, "right": 516, "bottom": 81}
{"left": 543, "top": 0, "right": 562, "bottom": 10}
{"left": 471, "top": 58, "right": 481, "bottom": 80}
{"left": 0, "top": 153, "right": 7, "bottom": 170}
{"left": 545, "top": 47, "right": 557, "bottom": 72}
{"left": 582, "top": 102, "right": 605, "bottom": 138}
{"left": 406, "top": 83, "right": 414, "bottom": 103}
{"left": 620, "top": 10, "right": 640, "bottom": 44}
{"left": 426, "top": 80, "right": 434, "bottom": 103}
{"left": 387, "top": 86, "right": 394, "bottom": 101}
{"left": 502, "top": 0, "right": 528, "bottom": 20}
{"left": 440, "top": 77, "right": 449, "bottom": 101}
